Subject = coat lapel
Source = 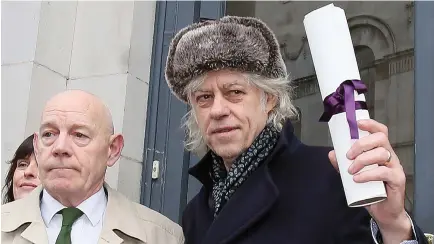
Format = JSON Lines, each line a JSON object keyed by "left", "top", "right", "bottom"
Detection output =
{"left": 98, "top": 184, "right": 147, "bottom": 244}
{"left": 201, "top": 163, "right": 279, "bottom": 244}
{"left": 1, "top": 185, "right": 48, "bottom": 244}
{"left": 98, "top": 229, "right": 124, "bottom": 244}
{"left": 19, "top": 222, "right": 48, "bottom": 244}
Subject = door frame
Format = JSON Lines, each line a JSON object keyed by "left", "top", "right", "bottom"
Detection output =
{"left": 414, "top": 0, "right": 434, "bottom": 233}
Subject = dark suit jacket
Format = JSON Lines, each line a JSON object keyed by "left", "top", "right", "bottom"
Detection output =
{"left": 182, "top": 121, "right": 428, "bottom": 244}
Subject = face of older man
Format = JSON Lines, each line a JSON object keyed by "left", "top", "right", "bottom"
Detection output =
{"left": 191, "top": 70, "right": 276, "bottom": 164}
{"left": 34, "top": 90, "right": 123, "bottom": 207}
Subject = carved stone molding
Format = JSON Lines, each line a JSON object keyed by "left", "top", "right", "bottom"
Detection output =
{"left": 280, "top": 15, "right": 397, "bottom": 64}
{"left": 348, "top": 15, "right": 397, "bottom": 59}
{"left": 292, "top": 75, "right": 318, "bottom": 99}
{"left": 279, "top": 36, "right": 307, "bottom": 61}
{"left": 386, "top": 49, "right": 414, "bottom": 76}
{"left": 405, "top": 2, "right": 414, "bottom": 25}
{"left": 292, "top": 49, "right": 414, "bottom": 99}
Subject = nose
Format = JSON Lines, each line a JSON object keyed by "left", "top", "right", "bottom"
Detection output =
{"left": 209, "top": 94, "right": 230, "bottom": 120}
{"left": 52, "top": 133, "right": 72, "bottom": 157}
{"left": 24, "top": 160, "right": 38, "bottom": 179}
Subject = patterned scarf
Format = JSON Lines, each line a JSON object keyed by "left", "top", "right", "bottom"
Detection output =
{"left": 210, "top": 124, "right": 280, "bottom": 217}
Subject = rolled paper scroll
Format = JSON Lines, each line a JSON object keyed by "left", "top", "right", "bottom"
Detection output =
{"left": 304, "top": 4, "right": 387, "bottom": 207}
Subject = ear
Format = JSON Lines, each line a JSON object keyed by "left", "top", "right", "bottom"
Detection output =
{"left": 107, "top": 134, "right": 124, "bottom": 167}
{"left": 265, "top": 94, "right": 278, "bottom": 114}
{"left": 33, "top": 132, "right": 39, "bottom": 160}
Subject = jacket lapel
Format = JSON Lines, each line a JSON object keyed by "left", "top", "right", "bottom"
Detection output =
{"left": 201, "top": 163, "right": 279, "bottom": 244}
{"left": 98, "top": 229, "right": 124, "bottom": 244}
{"left": 1, "top": 186, "right": 48, "bottom": 244}
{"left": 1, "top": 185, "right": 49, "bottom": 244}
{"left": 99, "top": 184, "right": 147, "bottom": 244}
{"left": 19, "top": 222, "right": 48, "bottom": 244}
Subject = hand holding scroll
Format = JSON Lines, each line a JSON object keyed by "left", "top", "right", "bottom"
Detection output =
{"left": 328, "top": 119, "right": 412, "bottom": 243}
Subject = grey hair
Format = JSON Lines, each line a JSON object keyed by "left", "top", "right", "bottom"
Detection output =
{"left": 181, "top": 72, "right": 298, "bottom": 154}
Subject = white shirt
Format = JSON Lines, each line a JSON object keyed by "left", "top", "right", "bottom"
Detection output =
{"left": 40, "top": 187, "right": 107, "bottom": 244}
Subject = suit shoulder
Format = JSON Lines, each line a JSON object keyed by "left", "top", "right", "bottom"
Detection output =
{"left": 2, "top": 200, "right": 17, "bottom": 213}
{"left": 1, "top": 200, "right": 19, "bottom": 225}
{"left": 1, "top": 197, "right": 34, "bottom": 233}
{"left": 132, "top": 202, "right": 183, "bottom": 241}
{"left": 1, "top": 197, "right": 26, "bottom": 215}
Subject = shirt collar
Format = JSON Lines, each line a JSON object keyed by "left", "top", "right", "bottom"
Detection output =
{"left": 41, "top": 186, "right": 107, "bottom": 227}
{"left": 77, "top": 186, "right": 107, "bottom": 226}
{"left": 41, "top": 189, "right": 64, "bottom": 226}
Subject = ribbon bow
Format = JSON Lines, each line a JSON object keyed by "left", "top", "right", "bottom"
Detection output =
{"left": 319, "top": 79, "right": 368, "bottom": 139}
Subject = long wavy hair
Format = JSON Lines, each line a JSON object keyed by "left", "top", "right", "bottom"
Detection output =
{"left": 182, "top": 72, "right": 298, "bottom": 155}
{"left": 2, "top": 134, "right": 35, "bottom": 204}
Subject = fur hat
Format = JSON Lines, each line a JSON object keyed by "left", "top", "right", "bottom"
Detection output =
{"left": 165, "top": 16, "right": 287, "bottom": 102}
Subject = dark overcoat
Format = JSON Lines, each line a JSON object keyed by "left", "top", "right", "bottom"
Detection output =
{"left": 182, "top": 121, "right": 428, "bottom": 244}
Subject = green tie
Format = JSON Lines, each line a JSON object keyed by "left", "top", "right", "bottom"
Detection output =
{"left": 55, "top": 207, "right": 83, "bottom": 244}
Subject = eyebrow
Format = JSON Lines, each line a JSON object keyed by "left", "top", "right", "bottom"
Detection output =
{"left": 222, "top": 81, "right": 244, "bottom": 89}
{"left": 39, "top": 121, "right": 58, "bottom": 131}
{"left": 39, "top": 121, "right": 92, "bottom": 131}
{"left": 194, "top": 81, "right": 245, "bottom": 93}
{"left": 194, "top": 89, "right": 210, "bottom": 94}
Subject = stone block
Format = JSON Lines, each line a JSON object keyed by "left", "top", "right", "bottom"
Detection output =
{"left": 69, "top": 1, "right": 134, "bottom": 78}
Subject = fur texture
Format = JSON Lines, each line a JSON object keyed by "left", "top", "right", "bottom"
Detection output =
{"left": 165, "top": 16, "right": 287, "bottom": 102}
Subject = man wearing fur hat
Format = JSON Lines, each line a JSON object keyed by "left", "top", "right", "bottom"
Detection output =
{"left": 165, "top": 16, "right": 429, "bottom": 244}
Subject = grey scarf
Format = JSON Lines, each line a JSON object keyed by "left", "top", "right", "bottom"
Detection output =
{"left": 211, "top": 124, "right": 280, "bottom": 217}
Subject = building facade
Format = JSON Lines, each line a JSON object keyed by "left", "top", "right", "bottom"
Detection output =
{"left": 2, "top": 0, "right": 433, "bottom": 231}
{"left": 2, "top": 1, "right": 156, "bottom": 203}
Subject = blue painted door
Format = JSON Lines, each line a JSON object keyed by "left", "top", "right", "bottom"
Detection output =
{"left": 141, "top": 1, "right": 225, "bottom": 224}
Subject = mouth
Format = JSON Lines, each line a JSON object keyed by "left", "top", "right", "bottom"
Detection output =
{"left": 50, "top": 167, "right": 74, "bottom": 171}
{"left": 20, "top": 183, "right": 37, "bottom": 188}
{"left": 211, "top": 126, "right": 239, "bottom": 134}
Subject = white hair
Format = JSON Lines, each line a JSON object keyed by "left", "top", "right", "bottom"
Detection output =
{"left": 182, "top": 72, "right": 298, "bottom": 154}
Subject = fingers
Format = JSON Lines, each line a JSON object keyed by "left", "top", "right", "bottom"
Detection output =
{"left": 358, "top": 119, "right": 388, "bottom": 136}
{"left": 328, "top": 150, "right": 339, "bottom": 172}
{"left": 329, "top": 119, "right": 406, "bottom": 194}
{"left": 348, "top": 147, "right": 391, "bottom": 174}
{"left": 353, "top": 165, "right": 406, "bottom": 189}
{"left": 347, "top": 132, "right": 391, "bottom": 160}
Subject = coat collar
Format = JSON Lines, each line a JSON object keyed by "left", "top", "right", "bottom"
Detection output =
{"left": 188, "top": 120, "right": 300, "bottom": 243}
{"left": 99, "top": 183, "right": 148, "bottom": 244}
{"left": 1, "top": 183, "right": 147, "bottom": 244}
{"left": 1, "top": 185, "right": 48, "bottom": 244}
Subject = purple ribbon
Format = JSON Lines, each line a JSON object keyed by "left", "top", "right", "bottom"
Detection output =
{"left": 319, "top": 79, "right": 368, "bottom": 139}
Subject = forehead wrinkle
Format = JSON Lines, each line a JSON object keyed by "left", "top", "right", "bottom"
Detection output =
{"left": 42, "top": 107, "right": 98, "bottom": 132}
{"left": 43, "top": 103, "right": 93, "bottom": 121}
{"left": 44, "top": 109, "right": 87, "bottom": 115}
{"left": 214, "top": 72, "right": 247, "bottom": 85}
{"left": 40, "top": 115, "right": 96, "bottom": 132}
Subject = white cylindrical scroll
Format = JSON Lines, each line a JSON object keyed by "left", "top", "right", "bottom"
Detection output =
{"left": 303, "top": 4, "right": 387, "bottom": 207}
